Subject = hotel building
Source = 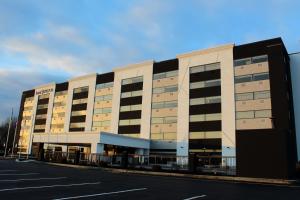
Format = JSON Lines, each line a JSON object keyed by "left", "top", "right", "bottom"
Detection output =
{"left": 16, "top": 38, "right": 300, "bottom": 179}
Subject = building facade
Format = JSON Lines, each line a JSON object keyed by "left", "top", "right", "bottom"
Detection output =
{"left": 16, "top": 38, "right": 299, "bottom": 179}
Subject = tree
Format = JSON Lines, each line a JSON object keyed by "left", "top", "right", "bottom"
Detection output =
{"left": 0, "top": 117, "right": 18, "bottom": 154}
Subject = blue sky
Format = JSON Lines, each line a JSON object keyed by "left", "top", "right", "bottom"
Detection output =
{"left": 0, "top": 0, "right": 299, "bottom": 122}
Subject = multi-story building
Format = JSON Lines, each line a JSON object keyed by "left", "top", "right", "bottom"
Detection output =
{"left": 16, "top": 38, "right": 300, "bottom": 179}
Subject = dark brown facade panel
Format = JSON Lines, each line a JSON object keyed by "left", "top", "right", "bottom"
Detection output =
{"left": 189, "top": 86, "right": 221, "bottom": 99}
{"left": 153, "top": 59, "right": 178, "bottom": 74}
{"left": 37, "top": 98, "right": 49, "bottom": 105}
{"left": 36, "top": 108, "right": 48, "bottom": 115}
{"left": 33, "top": 129, "right": 45, "bottom": 133}
{"left": 189, "top": 138, "right": 221, "bottom": 150}
{"left": 120, "top": 96, "right": 143, "bottom": 106}
{"left": 189, "top": 121, "right": 221, "bottom": 132}
{"left": 189, "top": 103, "right": 221, "bottom": 115}
{"left": 236, "top": 129, "right": 290, "bottom": 179}
{"left": 233, "top": 37, "right": 286, "bottom": 59}
{"left": 73, "top": 91, "right": 88, "bottom": 100}
{"left": 71, "top": 103, "right": 87, "bottom": 111}
{"left": 190, "top": 69, "right": 220, "bottom": 82}
{"left": 118, "top": 125, "right": 140, "bottom": 134}
{"left": 34, "top": 119, "right": 47, "bottom": 125}
{"left": 119, "top": 110, "right": 142, "bottom": 120}
{"left": 69, "top": 127, "right": 85, "bottom": 132}
{"left": 55, "top": 82, "right": 69, "bottom": 92}
{"left": 70, "top": 115, "right": 86, "bottom": 123}
{"left": 96, "top": 72, "right": 114, "bottom": 84}
{"left": 121, "top": 82, "right": 143, "bottom": 93}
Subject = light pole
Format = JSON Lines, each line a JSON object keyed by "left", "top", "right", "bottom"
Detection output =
{"left": 11, "top": 121, "right": 18, "bottom": 157}
{"left": 4, "top": 108, "right": 13, "bottom": 157}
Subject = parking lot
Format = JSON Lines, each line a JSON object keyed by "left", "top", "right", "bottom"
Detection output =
{"left": 0, "top": 159, "right": 299, "bottom": 199}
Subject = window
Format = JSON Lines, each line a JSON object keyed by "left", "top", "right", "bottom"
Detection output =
{"left": 254, "top": 91, "right": 270, "bottom": 100}
{"left": 71, "top": 110, "right": 86, "bottom": 116}
{"left": 153, "top": 85, "right": 177, "bottom": 94}
{"left": 253, "top": 73, "right": 269, "bottom": 81}
{"left": 255, "top": 110, "right": 271, "bottom": 118}
{"left": 74, "top": 86, "right": 88, "bottom": 93}
{"left": 235, "top": 75, "right": 252, "bottom": 84}
{"left": 55, "top": 91, "right": 68, "bottom": 96}
{"left": 236, "top": 111, "right": 254, "bottom": 119}
{"left": 70, "top": 122, "right": 85, "bottom": 128}
{"left": 153, "top": 70, "right": 178, "bottom": 80}
{"left": 190, "top": 63, "right": 220, "bottom": 74}
{"left": 96, "top": 82, "right": 113, "bottom": 89}
{"left": 95, "top": 94, "right": 112, "bottom": 101}
{"left": 165, "top": 116, "right": 177, "bottom": 123}
{"left": 119, "top": 119, "right": 140, "bottom": 126}
{"left": 93, "top": 120, "right": 110, "bottom": 127}
{"left": 72, "top": 98, "right": 87, "bottom": 105}
{"left": 190, "top": 96, "right": 221, "bottom": 105}
{"left": 252, "top": 55, "right": 268, "bottom": 64}
{"left": 120, "top": 104, "right": 141, "bottom": 112}
{"left": 37, "top": 104, "right": 48, "bottom": 109}
{"left": 189, "top": 113, "right": 221, "bottom": 122}
{"left": 94, "top": 108, "right": 112, "bottom": 114}
{"left": 122, "top": 76, "right": 143, "bottom": 85}
{"left": 152, "top": 101, "right": 177, "bottom": 109}
{"left": 36, "top": 114, "right": 47, "bottom": 119}
{"left": 235, "top": 93, "right": 253, "bottom": 101}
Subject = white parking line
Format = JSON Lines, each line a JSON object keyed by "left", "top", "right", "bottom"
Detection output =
{"left": 53, "top": 188, "right": 148, "bottom": 200}
{"left": 0, "top": 173, "right": 39, "bottom": 176}
{"left": 0, "top": 177, "right": 67, "bottom": 182}
{"left": 0, "top": 170, "right": 18, "bottom": 172}
{"left": 183, "top": 195, "right": 207, "bottom": 200}
{"left": 0, "top": 182, "right": 101, "bottom": 192}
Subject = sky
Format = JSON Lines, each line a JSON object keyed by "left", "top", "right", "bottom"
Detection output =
{"left": 0, "top": 0, "right": 299, "bottom": 122}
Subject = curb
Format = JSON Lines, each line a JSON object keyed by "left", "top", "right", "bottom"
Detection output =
{"left": 33, "top": 161, "right": 296, "bottom": 185}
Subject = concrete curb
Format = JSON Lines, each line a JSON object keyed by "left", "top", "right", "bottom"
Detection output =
{"left": 35, "top": 161, "right": 296, "bottom": 185}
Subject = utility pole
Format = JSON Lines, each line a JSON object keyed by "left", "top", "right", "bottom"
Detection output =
{"left": 4, "top": 108, "right": 13, "bottom": 157}
{"left": 11, "top": 120, "right": 18, "bottom": 157}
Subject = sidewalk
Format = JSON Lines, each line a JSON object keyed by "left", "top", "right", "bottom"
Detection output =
{"left": 35, "top": 161, "right": 298, "bottom": 186}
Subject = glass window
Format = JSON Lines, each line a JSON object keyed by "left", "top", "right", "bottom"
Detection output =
{"left": 190, "top": 65, "right": 205, "bottom": 74}
{"left": 103, "top": 94, "right": 112, "bottom": 100}
{"left": 153, "top": 73, "right": 165, "bottom": 80}
{"left": 236, "top": 111, "right": 254, "bottom": 119}
{"left": 72, "top": 98, "right": 87, "bottom": 105}
{"left": 190, "top": 82, "right": 205, "bottom": 89}
{"left": 102, "top": 108, "right": 112, "bottom": 113}
{"left": 152, "top": 117, "right": 164, "bottom": 124}
{"left": 131, "top": 104, "right": 141, "bottom": 111}
{"left": 165, "top": 85, "right": 178, "bottom": 93}
{"left": 165, "top": 116, "right": 177, "bottom": 123}
{"left": 234, "top": 58, "right": 251, "bottom": 66}
{"left": 253, "top": 73, "right": 269, "bottom": 81}
{"left": 102, "top": 120, "right": 111, "bottom": 126}
{"left": 252, "top": 55, "right": 268, "bottom": 64}
{"left": 255, "top": 110, "right": 271, "bottom": 118}
{"left": 119, "top": 120, "right": 129, "bottom": 126}
{"left": 152, "top": 102, "right": 164, "bottom": 109}
{"left": 235, "top": 93, "right": 254, "bottom": 101}
{"left": 120, "top": 105, "right": 130, "bottom": 112}
{"left": 165, "top": 101, "right": 177, "bottom": 108}
{"left": 205, "top": 63, "right": 220, "bottom": 71}
{"left": 130, "top": 119, "right": 141, "bottom": 125}
{"left": 254, "top": 91, "right": 270, "bottom": 100}
{"left": 205, "top": 79, "right": 221, "bottom": 87}
{"left": 55, "top": 91, "right": 68, "bottom": 96}
{"left": 166, "top": 70, "right": 178, "bottom": 78}
{"left": 37, "top": 104, "right": 48, "bottom": 109}
{"left": 132, "top": 90, "right": 142, "bottom": 97}
{"left": 70, "top": 122, "right": 85, "bottom": 128}
{"left": 206, "top": 113, "right": 221, "bottom": 121}
{"left": 74, "top": 86, "right": 88, "bottom": 93}
{"left": 206, "top": 96, "right": 221, "bottom": 104}
{"left": 190, "top": 115, "right": 205, "bottom": 122}
{"left": 235, "top": 75, "right": 252, "bottom": 83}
{"left": 153, "top": 87, "right": 165, "bottom": 94}
{"left": 190, "top": 98, "right": 205, "bottom": 105}
{"left": 71, "top": 110, "right": 86, "bottom": 116}
{"left": 121, "top": 92, "right": 131, "bottom": 98}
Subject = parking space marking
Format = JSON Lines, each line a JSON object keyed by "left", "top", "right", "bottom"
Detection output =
{"left": 0, "top": 182, "right": 101, "bottom": 192}
{"left": 53, "top": 188, "right": 148, "bottom": 200}
{"left": 183, "top": 195, "right": 207, "bottom": 200}
{"left": 0, "top": 170, "right": 19, "bottom": 172}
{"left": 0, "top": 173, "right": 39, "bottom": 176}
{"left": 0, "top": 177, "right": 67, "bottom": 182}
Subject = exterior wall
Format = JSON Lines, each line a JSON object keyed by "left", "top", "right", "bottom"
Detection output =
{"left": 111, "top": 61, "right": 154, "bottom": 139}
{"left": 290, "top": 52, "right": 300, "bottom": 161}
{"left": 176, "top": 44, "right": 235, "bottom": 157}
{"left": 64, "top": 74, "right": 97, "bottom": 133}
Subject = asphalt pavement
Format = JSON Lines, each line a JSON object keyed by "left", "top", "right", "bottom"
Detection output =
{"left": 0, "top": 159, "right": 299, "bottom": 200}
